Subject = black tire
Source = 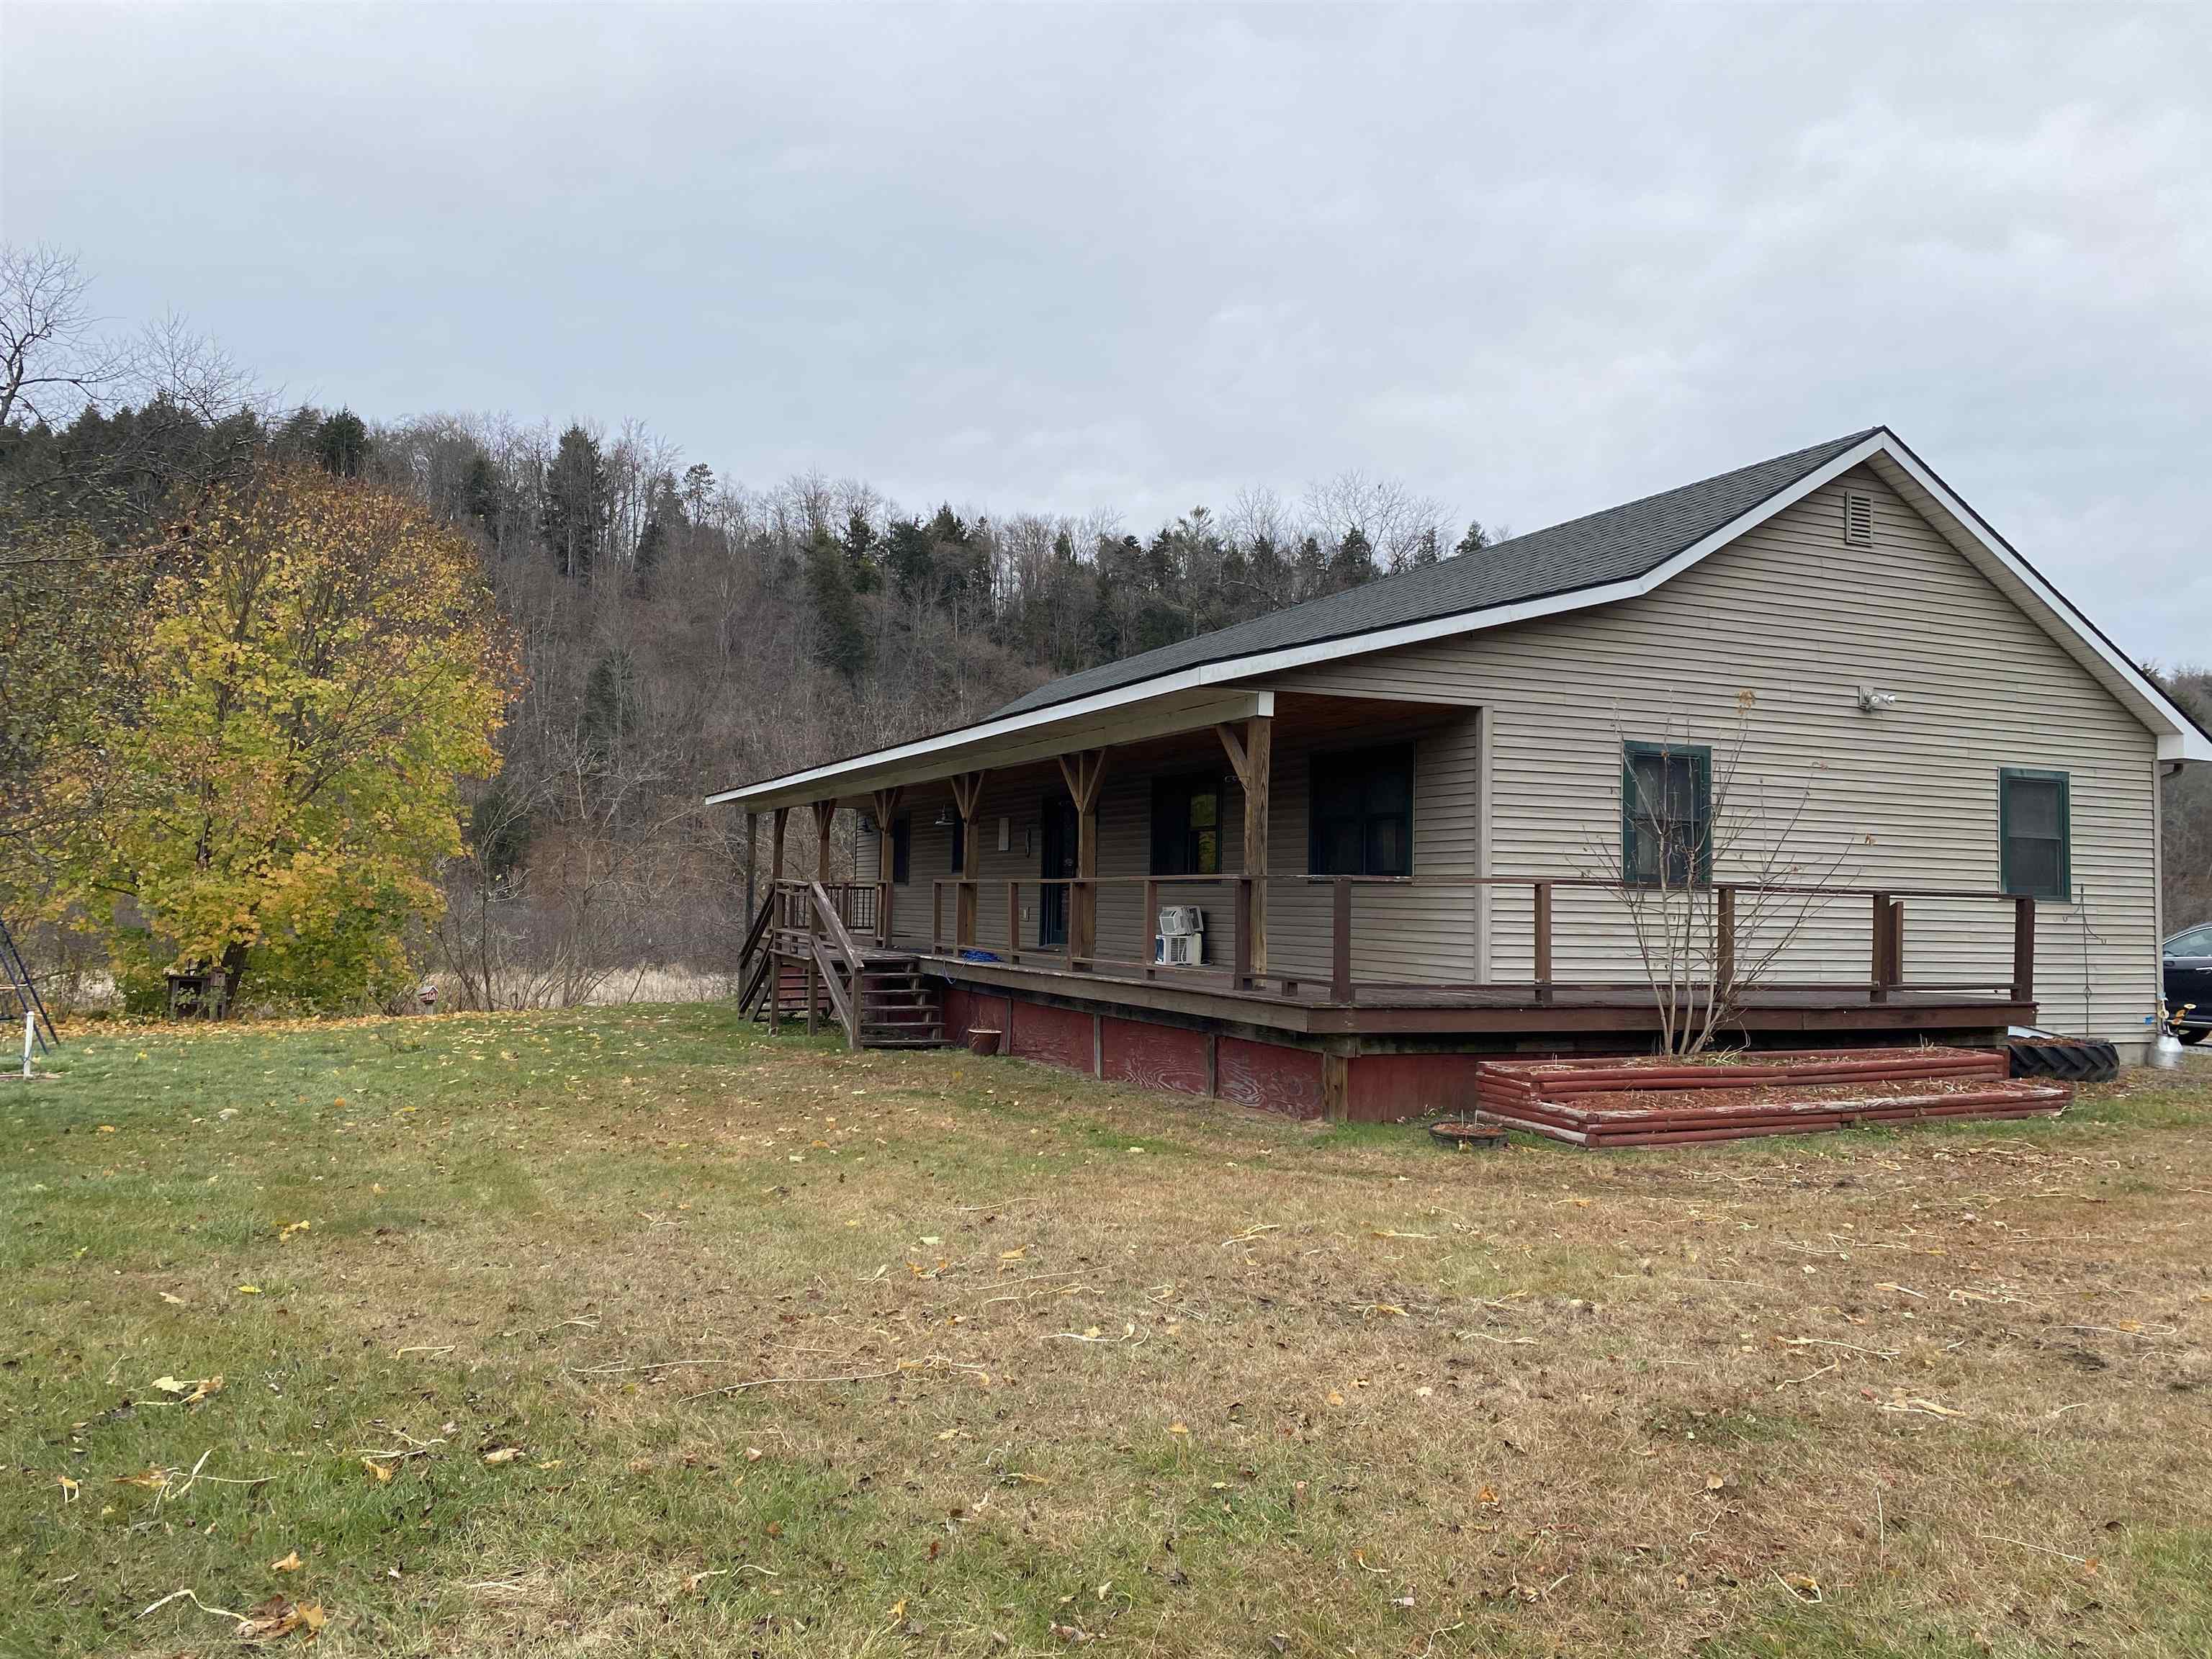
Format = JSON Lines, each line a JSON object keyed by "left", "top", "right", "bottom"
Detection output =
{"left": 2177, "top": 1028, "right": 2211, "bottom": 1047}
{"left": 2006, "top": 1038, "right": 2120, "bottom": 1083}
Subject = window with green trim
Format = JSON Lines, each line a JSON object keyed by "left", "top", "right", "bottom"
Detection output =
{"left": 1622, "top": 741, "right": 1712, "bottom": 887}
{"left": 1999, "top": 768, "right": 2069, "bottom": 899}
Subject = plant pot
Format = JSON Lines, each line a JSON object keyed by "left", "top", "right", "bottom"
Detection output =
{"left": 966, "top": 1028, "right": 1003, "bottom": 1057}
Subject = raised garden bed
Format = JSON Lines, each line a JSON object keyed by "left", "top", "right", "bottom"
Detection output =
{"left": 1475, "top": 1046, "right": 2068, "bottom": 1147}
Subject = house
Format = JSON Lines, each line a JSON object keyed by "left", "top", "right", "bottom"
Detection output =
{"left": 711, "top": 428, "right": 2211, "bottom": 1118}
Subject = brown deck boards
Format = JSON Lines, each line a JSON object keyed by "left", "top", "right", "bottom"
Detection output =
{"left": 909, "top": 949, "right": 2026, "bottom": 1040}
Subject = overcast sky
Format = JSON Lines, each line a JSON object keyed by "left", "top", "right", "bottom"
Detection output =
{"left": 4, "top": 3, "right": 2207, "bottom": 664}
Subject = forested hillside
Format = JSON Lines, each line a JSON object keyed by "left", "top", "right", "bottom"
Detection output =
{"left": 0, "top": 250, "right": 1485, "bottom": 1006}
{"left": 2, "top": 248, "right": 2205, "bottom": 1010}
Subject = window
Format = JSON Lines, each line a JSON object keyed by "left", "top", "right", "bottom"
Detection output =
{"left": 2000, "top": 768, "right": 2070, "bottom": 899}
{"left": 1622, "top": 741, "right": 1712, "bottom": 887}
{"left": 1309, "top": 745, "right": 1413, "bottom": 876}
{"left": 2167, "top": 926, "right": 2212, "bottom": 958}
{"left": 890, "top": 816, "right": 911, "bottom": 885}
{"left": 1151, "top": 773, "right": 1223, "bottom": 876}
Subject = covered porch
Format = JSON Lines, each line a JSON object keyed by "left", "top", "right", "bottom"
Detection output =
{"left": 720, "top": 684, "right": 2037, "bottom": 1084}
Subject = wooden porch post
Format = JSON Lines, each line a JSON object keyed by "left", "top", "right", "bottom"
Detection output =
{"left": 1217, "top": 716, "right": 1272, "bottom": 979}
{"left": 949, "top": 772, "right": 986, "bottom": 949}
{"left": 1056, "top": 749, "right": 1107, "bottom": 970}
{"left": 811, "top": 799, "right": 836, "bottom": 886}
{"left": 871, "top": 787, "right": 902, "bottom": 946}
{"left": 770, "top": 806, "right": 789, "bottom": 884}
{"left": 743, "top": 810, "right": 757, "bottom": 926}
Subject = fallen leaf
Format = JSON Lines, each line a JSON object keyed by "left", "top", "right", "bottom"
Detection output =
{"left": 482, "top": 1446, "right": 522, "bottom": 1465}
{"left": 56, "top": 1474, "right": 78, "bottom": 1502}
{"left": 271, "top": 1551, "right": 302, "bottom": 1573}
{"left": 237, "top": 1285, "right": 263, "bottom": 1295}
{"left": 361, "top": 1458, "right": 394, "bottom": 1483}
{"left": 1167, "top": 1422, "right": 1188, "bottom": 1436}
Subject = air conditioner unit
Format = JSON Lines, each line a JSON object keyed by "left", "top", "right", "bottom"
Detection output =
{"left": 1156, "top": 905, "right": 1204, "bottom": 938}
{"left": 1154, "top": 932, "right": 1205, "bottom": 967}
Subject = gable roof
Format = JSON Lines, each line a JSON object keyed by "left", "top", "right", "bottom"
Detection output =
{"left": 992, "top": 427, "right": 1881, "bottom": 719}
{"left": 711, "top": 426, "right": 2210, "bottom": 807}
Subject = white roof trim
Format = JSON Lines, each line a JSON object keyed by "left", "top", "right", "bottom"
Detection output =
{"left": 710, "top": 686, "right": 1277, "bottom": 808}
{"left": 707, "top": 429, "right": 2209, "bottom": 805}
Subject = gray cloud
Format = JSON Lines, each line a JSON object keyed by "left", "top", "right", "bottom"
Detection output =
{"left": 6, "top": 1, "right": 2207, "bottom": 662}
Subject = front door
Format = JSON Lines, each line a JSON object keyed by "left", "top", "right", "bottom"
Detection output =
{"left": 1039, "top": 794, "right": 1078, "bottom": 948}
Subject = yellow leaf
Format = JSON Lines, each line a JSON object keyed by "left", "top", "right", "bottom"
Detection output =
{"left": 362, "top": 1457, "right": 394, "bottom": 1483}
{"left": 238, "top": 1285, "right": 263, "bottom": 1295}
{"left": 271, "top": 1550, "right": 302, "bottom": 1573}
{"left": 482, "top": 1446, "right": 522, "bottom": 1465}
{"left": 1477, "top": 1483, "right": 1499, "bottom": 1505}
{"left": 887, "top": 1597, "right": 907, "bottom": 1624}
{"left": 1326, "top": 1390, "right": 1345, "bottom": 1406}
{"left": 1167, "top": 1422, "right": 1188, "bottom": 1436}
{"left": 57, "top": 1475, "right": 78, "bottom": 1501}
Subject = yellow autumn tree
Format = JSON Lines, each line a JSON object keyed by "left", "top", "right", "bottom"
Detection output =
{"left": 35, "top": 466, "right": 516, "bottom": 1010}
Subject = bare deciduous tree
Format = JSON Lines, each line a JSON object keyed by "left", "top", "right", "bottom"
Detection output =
{"left": 1583, "top": 691, "right": 1859, "bottom": 1055}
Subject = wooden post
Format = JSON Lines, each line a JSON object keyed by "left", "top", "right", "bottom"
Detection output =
{"left": 1233, "top": 878, "right": 1254, "bottom": 988}
{"left": 743, "top": 811, "right": 757, "bottom": 930}
{"left": 1321, "top": 1050, "right": 1349, "bottom": 1123}
{"left": 950, "top": 773, "right": 986, "bottom": 949}
{"left": 804, "top": 948, "right": 819, "bottom": 1035}
{"left": 1056, "top": 750, "right": 1107, "bottom": 971}
{"left": 768, "top": 947, "right": 781, "bottom": 1032}
{"left": 1330, "top": 878, "right": 1354, "bottom": 1004}
{"left": 1714, "top": 884, "right": 1735, "bottom": 992}
{"left": 1886, "top": 899, "right": 1905, "bottom": 989}
{"left": 1143, "top": 878, "right": 1159, "bottom": 979}
{"left": 1007, "top": 880, "right": 1019, "bottom": 958}
{"left": 1218, "top": 716, "right": 1272, "bottom": 978}
{"left": 811, "top": 799, "right": 835, "bottom": 885}
{"left": 2012, "top": 894, "right": 2036, "bottom": 1005}
{"left": 770, "top": 806, "right": 789, "bottom": 884}
{"left": 1532, "top": 881, "right": 1554, "bottom": 1006}
{"left": 871, "top": 787, "right": 902, "bottom": 946}
{"left": 1871, "top": 892, "right": 1892, "bottom": 1002}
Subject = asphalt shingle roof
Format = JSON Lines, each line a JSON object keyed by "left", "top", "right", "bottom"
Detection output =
{"left": 991, "top": 428, "right": 1881, "bottom": 719}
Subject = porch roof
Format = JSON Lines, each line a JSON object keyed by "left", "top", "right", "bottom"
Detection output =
{"left": 707, "top": 685, "right": 1281, "bottom": 812}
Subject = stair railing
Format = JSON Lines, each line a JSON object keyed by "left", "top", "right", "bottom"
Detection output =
{"left": 808, "top": 881, "right": 867, "bottom": 1050}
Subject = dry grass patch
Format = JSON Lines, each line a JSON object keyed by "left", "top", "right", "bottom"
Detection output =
{"left": 5, "top": 1007, "right": 2210, "bottom": 1656}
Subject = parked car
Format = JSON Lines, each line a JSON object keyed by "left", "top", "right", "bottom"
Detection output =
{"left": 2165, "top": 924, "right": 2212, "bottom": 1043}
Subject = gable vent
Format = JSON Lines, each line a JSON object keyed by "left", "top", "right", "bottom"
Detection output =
{"left": 1843, "top": 490, "right": 1874, "bottom": 546}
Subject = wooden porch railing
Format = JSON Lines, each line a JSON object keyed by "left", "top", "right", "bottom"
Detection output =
{"left": 912, "top": 872, "right": 2038, "bottom": 1011}
{"left": 747, "top": 878, "right": 881, "bottom": 1049}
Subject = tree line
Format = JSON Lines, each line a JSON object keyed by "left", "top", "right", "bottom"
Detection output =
{"left": 0, "top": 246, "right": 1493, "bottom": 1010}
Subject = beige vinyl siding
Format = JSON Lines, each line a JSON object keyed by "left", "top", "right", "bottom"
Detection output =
{"left": 1269, "top": 466, "right": 2159, "bottom": 1048}
{"left": 1259, "top": 710, "right": 1483, "bottom": 984}
{"left": 884, "top": 764, "right": 1246, "bottom": 968}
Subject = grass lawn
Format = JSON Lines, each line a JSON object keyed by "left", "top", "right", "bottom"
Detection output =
{"left": 5, "top": 1005, "right": 2211, "bottom": 1658}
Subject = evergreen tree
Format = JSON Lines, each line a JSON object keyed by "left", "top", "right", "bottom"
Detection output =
{"left": 314, "top": 408, "right": 367, "bottom": 477}
{"left": 1455, "top": 519, "right": 1493, "bottom": 558}
{"left": 541, "top": 424, "right": 608, "bottom": 580}
{"left": 1327, "top": 526, "right": 1377, "bottom": 592}
{"left": 806, "top": 528, "right": 869, "bottom": 682}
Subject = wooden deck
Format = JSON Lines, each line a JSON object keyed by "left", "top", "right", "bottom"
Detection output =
{"left": 912, "top": 950, "right": 2029, "bottom": 1041}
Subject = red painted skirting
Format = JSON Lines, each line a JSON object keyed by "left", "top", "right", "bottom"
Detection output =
{"left": 1344, "top": 1053, "right": 1485, "bottom": 1124}
{"left": 1101, "top": 1016, "right": 1210, "bottom": 1097}
{"left": 1217, "top": 1036, "right": 1326, "bottom": 1120}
